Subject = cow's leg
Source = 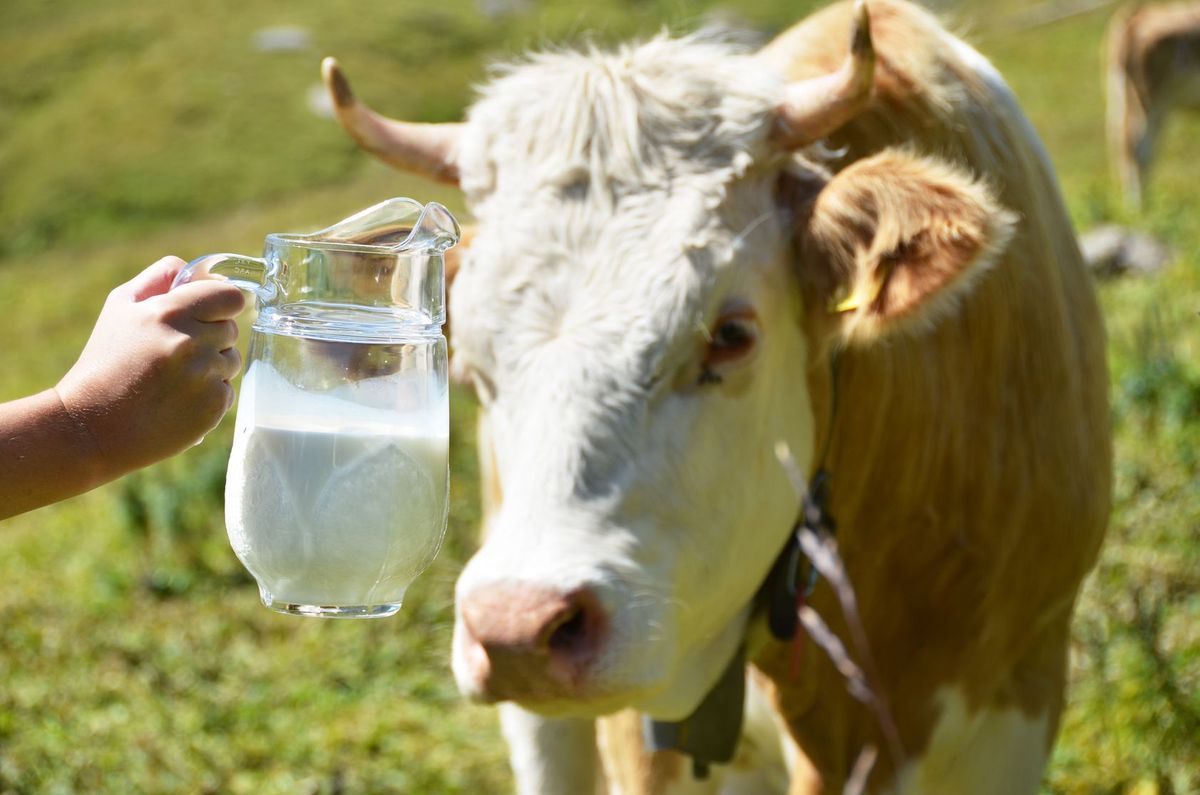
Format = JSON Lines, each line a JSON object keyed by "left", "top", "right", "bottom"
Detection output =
{"left": 594, "top": 673, "right": 793, "bottom": 795}
{"left": 1107, "top": 48, "right": 1141, "bottom": 208}
{"left": 500, "top": 703, "right": 603, "bottom": 794}
{"left": 1119, "top": 117, "right": 1145, "bottom": 209}
{"left": 596, "top": 710, "right": 725, "bottom": 795}
{"left": 1130, "top": 103, "right": 1170, "bottom": 208}
{"left": 1110, "top": 84, "right": 1148, "bottom": 209}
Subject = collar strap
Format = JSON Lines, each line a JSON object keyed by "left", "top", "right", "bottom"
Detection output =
{"left": 759, "top": 467, "right": 837, "bottom": 642}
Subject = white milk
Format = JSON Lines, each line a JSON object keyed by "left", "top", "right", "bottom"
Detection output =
{"left": 225, "top": 361, "right": 448, "bottom": 609}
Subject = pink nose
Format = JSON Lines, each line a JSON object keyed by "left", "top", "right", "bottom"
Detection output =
{"left": 459, "top": 584, "right": 608, "bottom": 701}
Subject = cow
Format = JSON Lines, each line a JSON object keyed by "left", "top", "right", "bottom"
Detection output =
{"left": 1106, "top": 1, "right": 1200, "bottom": 207}
{"left": 322, "top": 0, "right": 1111, "bottom": 791}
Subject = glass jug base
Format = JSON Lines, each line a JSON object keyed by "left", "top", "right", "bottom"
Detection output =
{"left": 261, "top": 595, "right": 402, "bottom": 619}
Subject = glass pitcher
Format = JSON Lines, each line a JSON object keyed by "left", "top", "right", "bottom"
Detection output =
{"left": 174, "top": 198, "right": 459, "bottom": 618}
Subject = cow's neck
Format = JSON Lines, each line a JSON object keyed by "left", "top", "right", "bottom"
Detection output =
{"left": 639, "top": 469, "right": 838, "bottom": 781}
{"left": 641, "top": 354, "right": 843, "bottom": 781}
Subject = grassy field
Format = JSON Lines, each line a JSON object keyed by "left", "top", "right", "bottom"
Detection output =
{"left": 1, "top": 0, "right": 1196, "bottom": 792}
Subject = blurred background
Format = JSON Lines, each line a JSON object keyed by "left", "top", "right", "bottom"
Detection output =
{"left": 0, "top": 0, "right": 1196, "bottom": 792}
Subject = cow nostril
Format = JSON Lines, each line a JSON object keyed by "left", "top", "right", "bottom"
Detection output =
{"left": 458, "top": 584, "right": 608, "bottom": 697}
{"left": 547, "top": 606, "right": 588, "bottom": 653}
{"left": 543, "top": 589, "right": 606, "bottom": 661}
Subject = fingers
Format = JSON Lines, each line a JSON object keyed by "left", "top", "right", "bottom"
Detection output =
{"left": 197, "top": 380, "right": 237, "bottom": 436}
{"left": 182, "top": 317, "right": 240, "bottom": 352}
{"left": 123, "top": 256, "right": 189, "bottom": 302}
{"left": 215, "top": 346, "right": 243, "bottom": 382}
{"left": 191, "top": 350, "right": 240, "bottom": 432}
{"left": 165, "top": 278, "right": 247, "bottom": 322}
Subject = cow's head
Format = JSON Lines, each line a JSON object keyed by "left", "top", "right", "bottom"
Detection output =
{"left": 324, "top": 1, "right": 1013, "bottom": 720}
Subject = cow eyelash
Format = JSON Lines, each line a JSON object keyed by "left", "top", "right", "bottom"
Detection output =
{"left": 639, "top": 371, "right": 666, "bottom": 392}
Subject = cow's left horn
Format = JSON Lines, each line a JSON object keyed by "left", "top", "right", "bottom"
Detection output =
{"left": 773, "top": 0, "right": 875, "bottom": 149}
{"left": 321, "top": 57, "right": 463, "bottom": 185}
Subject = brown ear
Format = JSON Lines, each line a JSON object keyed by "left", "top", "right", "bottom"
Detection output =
{"left": 798, "top": 149, "right": 1015, "bottom": 343}
{"left": 445, "top": 224, "right": 475, "bottom": 382}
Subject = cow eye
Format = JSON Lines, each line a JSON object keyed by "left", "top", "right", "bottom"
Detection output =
{"left": 701, "top": 309, "right": 759, "bottom": 379}
{"left": 712, "top": 318, "right": 756, "bottom": 351}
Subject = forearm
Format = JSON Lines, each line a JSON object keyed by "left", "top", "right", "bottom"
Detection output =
{"left": 0, "top": 389, "right": 107, "bottom": 521}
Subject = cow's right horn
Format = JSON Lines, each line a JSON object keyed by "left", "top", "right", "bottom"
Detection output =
{"left": 773, "top": 0, "right": 875, "bottom": 150}
{"left": 321, "top": 57, "right": 463, "bottom": 185}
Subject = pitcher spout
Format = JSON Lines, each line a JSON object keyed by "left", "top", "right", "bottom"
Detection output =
{"left": 305, "top": 197, "right": 460, "bottom": 253}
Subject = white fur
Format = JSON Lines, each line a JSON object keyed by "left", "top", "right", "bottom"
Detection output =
{"left": 451, "top": 34, "right": 817, "bottom": 722}
{"left": 888, "top": 689, "right": 1051, "bottom": 795}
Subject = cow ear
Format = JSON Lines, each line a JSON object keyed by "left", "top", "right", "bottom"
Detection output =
{"left": 445, "top": 224, "right": 474, "bottom": 383}
{"left": 798, "top": 149, "right": 1016, "bottom": 344}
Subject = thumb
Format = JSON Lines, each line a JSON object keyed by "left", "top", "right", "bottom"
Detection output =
{"left": 123, "top": 256, "right": 189, "bottom": 302}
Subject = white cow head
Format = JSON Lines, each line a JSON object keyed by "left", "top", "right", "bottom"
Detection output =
{"left": 323, "top": 2, "right": 1013, "bottom": 720}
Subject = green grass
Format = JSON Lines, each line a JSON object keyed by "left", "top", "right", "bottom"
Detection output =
{"left": 1, "top": 0, "right": 1197, "bottom": 792}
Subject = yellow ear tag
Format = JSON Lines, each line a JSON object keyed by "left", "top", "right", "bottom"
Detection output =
{"left": 829, "top": 264, "right": 890, "bottom": 314}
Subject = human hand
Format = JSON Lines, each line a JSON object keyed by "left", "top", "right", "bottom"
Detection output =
{"left": 55, "top": 256, "right": 246, "bottom": 477}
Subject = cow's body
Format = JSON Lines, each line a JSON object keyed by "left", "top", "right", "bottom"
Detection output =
{"left": 745, "top": 4, "right": 1111, "bottom": 791}
{"left": 1106, "top": 1, "right": 1200, "bottom": 207}
{"left": 325, "top": 1, "right": 1111, "bottom": 792}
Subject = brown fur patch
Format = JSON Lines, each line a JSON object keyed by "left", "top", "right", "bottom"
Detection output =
{"left": 755, "top": 0, "right": 1110, "bottom": 790}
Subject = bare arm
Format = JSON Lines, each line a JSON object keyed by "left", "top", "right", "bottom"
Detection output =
{"left": 0, "top": 389, "right": 107, "bottom": 519}
{"left": 0, "top": 256, "right": 245, "bottom": 521}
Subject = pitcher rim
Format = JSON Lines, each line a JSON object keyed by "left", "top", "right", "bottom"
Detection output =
{"left": 265, "top": 198, "right": 460, "bottom": 256}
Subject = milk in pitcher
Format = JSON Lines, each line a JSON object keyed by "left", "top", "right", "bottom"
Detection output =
{"left": 225, "top": 358, "right": 448, "bottom": 615}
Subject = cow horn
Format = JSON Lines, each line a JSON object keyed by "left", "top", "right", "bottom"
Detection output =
{"left": 321, "top": 57, "right": 463, "bottom": 185}
{"left": 773, "top": 0, "right": 875, "bottom": 149}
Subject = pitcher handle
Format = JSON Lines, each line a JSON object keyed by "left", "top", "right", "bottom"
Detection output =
{"left": 172, "top": 253, "right": 278, "bottom": 304}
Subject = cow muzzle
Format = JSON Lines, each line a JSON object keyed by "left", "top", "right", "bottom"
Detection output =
{"left": 456, "top": 583, "right": 610, "bottom": 703}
